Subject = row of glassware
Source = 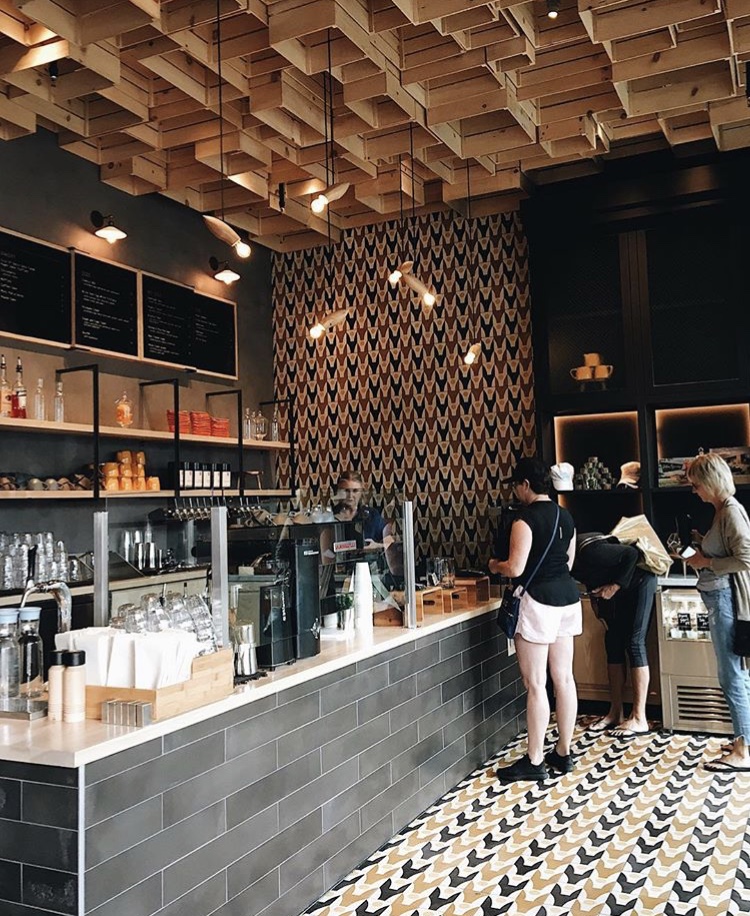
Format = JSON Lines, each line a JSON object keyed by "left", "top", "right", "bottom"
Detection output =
{"left": 0, "top": 531, "right": 68, "bottom": 591}
{"left": 112, "top": 592, "right": 217, "bottom": 655}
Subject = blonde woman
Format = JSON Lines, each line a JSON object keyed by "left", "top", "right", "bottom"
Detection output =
{"left": 685, "top": 453, "right": 750, "bottom": 772}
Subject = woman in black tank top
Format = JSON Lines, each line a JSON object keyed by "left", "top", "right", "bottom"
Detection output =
{"left": 489, "top": 457, "right": 581, "bottom": 782}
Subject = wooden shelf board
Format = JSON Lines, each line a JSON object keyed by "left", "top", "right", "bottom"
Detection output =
{"left": 0, "top": 488, "right": 291, "bottom": 501}
{"left": 0, "top": 417, "right": 290, "bottom": 450}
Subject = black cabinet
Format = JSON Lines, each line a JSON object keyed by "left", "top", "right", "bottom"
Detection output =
{"left": 526, "top": 186, "right": 750, "bottom": 546}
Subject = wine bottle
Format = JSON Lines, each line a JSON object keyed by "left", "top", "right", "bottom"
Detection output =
{"left": 53, "top": 380, "right": 65, "bottom": 423}
{"left": 11, "top": 358, "right": 26, "bottom": 419}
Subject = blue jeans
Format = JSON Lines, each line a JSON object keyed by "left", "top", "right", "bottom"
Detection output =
{"left": 701, "top": 586, "right": 750, "bottom": 743}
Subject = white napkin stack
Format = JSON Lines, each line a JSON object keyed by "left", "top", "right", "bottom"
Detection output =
{"left": 55, "top": 627, "right": 200, "bottom": 688}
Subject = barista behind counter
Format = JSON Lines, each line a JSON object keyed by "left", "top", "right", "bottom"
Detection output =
{"left": 332, "top": 470, "right": 404, "bottom": 587}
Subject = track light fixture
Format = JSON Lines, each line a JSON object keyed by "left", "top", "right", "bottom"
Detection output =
{"left": 546, "top": 0, "right": 560, "bottom": 19}
{"left": 90, "top": 210, "right": 127, "bottom": 244}
{"left": 308, "top": 307, "right": 350, "bottom": 340}
{"left": 209, "top": 256, "right": 239, "bottom": 285}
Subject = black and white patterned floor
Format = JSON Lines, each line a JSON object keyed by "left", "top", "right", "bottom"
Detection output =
{"left": 305, "top": 723, "right": 750, "bottom": 916}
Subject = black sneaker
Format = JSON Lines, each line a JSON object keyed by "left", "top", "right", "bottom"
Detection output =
{"left": 495, "top": 754, "right": 548, "bottom": 783}
{"left": 545, "top": 748, "right": 574, "bottom": 774}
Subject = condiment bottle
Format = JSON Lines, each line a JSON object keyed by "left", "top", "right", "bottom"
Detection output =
{"left": 18, "top": 607, "right": 44, "bottom": 698}
{"left": 114, "top": 391, "right": 134, "bottom": 428}
{"left": 62, "top": 650, "right": 86, "bottom": 723}
{"left": 0, "top": 354, "right": 11, "bottom": 418}
{"left": 47, "top": 650, "right": 66, "bottom": 721}
{"left": 0, "top": 609, "right": 19, "bottom": 698}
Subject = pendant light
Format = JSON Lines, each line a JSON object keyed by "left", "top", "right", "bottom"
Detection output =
{"left": 202, "top": 0, "right": 250, "bottom": 263}
{"left": 90, "top": 210, "right": 127, "bottom": 244}
{"left": 310, "top": 46, "right": 349, "bottom": 216}
{"left": 308, "top": 31, "right": 351, "bottom": 341}
{"left": 462, "top": 160, "right": 481, "bottom": 366}
{"left": 388, "top": 126, "right": 436, "bottom": 310}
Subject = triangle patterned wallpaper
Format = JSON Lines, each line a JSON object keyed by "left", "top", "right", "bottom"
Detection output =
{"left": 271, "top": 210, "right": 536, "bottom": 568}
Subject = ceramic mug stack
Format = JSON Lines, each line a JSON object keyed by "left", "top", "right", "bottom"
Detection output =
{"left": 570, "top": 352, "right": 613, "bottom": 382}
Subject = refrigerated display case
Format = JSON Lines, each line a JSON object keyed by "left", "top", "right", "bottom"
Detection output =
{"left": 657, "top": 577, "right": 732, "bottom": 734}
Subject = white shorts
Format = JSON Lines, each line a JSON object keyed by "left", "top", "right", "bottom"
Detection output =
{"left": 515, "top": 590, "right": 582, "bottom": 644}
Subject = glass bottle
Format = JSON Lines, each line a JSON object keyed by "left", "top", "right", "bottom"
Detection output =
{"left": 53, "top": 380, "right": 65, "bottom": 423}
{"left": 115, "top": 390, "right": 134, "bottom": 428}
{"left": 33, "top": 378, "right": 45, "bottom": 421}
{"left": 0, "top": 609, "right": 19, "bottom": 698}
{"left": 18, "top": 607, "right": 44, "bottom": 698}
{"left": 0, "top": 354, "right": 11, "bottom": 418}
{"left": 255, "top": 409, "right": 267, "bottom": 440}
{"left": 270, "top": 406, "right": 280, "bottom": 442}
{"left": 11, "top": 357, "right": 26, "bottom": 419}
{"left": 243, "top": 407, "right": 252, "bottom": 439}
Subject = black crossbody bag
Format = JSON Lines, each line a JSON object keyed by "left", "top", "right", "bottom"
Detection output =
{"left": 496, "top": 505, "right": 560, "bottom": 639}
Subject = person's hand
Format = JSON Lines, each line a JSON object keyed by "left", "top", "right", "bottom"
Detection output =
{"left": 592, "top": 583, "right": 620, "bottom": 600}
{"left": 690, "top": 529, "right": 704, "bottom": 545}
{"left": 488, "top": 558, "right": 502, "bottom": 575}
{"left": 685, "top": 548, "right": 711, "bottom": 570}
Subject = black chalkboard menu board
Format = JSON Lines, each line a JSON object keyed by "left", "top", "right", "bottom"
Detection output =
{"left": 192, "top": 291, "right": 236, "bottom": 378}
{"left": 0, "top": 230, "right": 71, "bottom": 344}
{"left": 142, "top": 274, "right": 192, "bottom": 366}
{"left": 142, "top": 276, "right": 237, "bottom": 377}
{"left": 74, "top": 253, "right": 138, "bottom": 356}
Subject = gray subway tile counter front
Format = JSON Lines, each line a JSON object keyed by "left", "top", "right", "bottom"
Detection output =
{"left": 1, "top": 609, "right": 522, "bottom": 916}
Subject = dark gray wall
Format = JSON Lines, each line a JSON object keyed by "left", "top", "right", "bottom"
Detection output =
{"left": 0, "top": 130, "right": 275, "bottom": 549}
{"left": 0, "top": 128, "right": 273, "bottom": 413}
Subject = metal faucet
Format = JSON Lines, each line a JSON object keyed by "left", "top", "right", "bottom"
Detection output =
{"left": 20, "top": 578, "right": 73, "bottom": 634}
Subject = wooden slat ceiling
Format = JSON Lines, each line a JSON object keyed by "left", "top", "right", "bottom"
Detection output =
{"left": 1, "top": 0, "right": 748, "bottom": 250}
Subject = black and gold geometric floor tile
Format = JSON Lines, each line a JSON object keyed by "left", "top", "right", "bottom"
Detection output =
{"left": 305, "top": 724, "right": 750, "bottom": 916}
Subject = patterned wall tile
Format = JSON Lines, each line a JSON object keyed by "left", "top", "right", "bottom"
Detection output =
{"left": 272, "top": 211, "right": 536, "bottom": 567}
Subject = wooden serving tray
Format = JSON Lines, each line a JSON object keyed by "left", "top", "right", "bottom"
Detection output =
{"left": 85, "top": 648, "right": 234, "bottom": 722}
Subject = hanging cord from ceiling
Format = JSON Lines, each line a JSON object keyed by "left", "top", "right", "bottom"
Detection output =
{"left": 216, "top": 0, "right": 226, "bottom": 224}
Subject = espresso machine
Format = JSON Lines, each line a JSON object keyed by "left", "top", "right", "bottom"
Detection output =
{"left": 215, "top": 525, "right": 330, "bottom": 669}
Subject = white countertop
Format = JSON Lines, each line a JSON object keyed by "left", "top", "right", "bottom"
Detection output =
{"left": 0, "top": 601, "right": 501, "bottom": 769}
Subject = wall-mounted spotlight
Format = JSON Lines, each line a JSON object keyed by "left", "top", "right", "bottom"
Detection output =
{"left": 308, "top": 307, "right": 350, "bottom": 340}
{"left": 203, "top": 215, "right": 251, "bottom": 258}
{"left": 48, "top": 61, "right": 59, "bottom": 83}
{"left": 209, "top": 256, "right": 240, "bottom": 285}
{"left": 546, "top": 0, "right": 560, "bottom": 19}
{"left": 90, "top": 210, "right": 127, "bottom": 244}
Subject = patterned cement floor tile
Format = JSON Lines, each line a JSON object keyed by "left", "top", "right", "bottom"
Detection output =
{"left": 304, "top": 722, "right": 750, "bottom": 916}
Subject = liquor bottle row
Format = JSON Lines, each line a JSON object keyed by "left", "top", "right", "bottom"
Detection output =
{"left": 0, "top": 354, "right": 64, "bottom": 422}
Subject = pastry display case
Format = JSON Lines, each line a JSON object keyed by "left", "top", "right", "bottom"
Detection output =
{"left": 657, "top": 578, "right": 732, "bottom": 735}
